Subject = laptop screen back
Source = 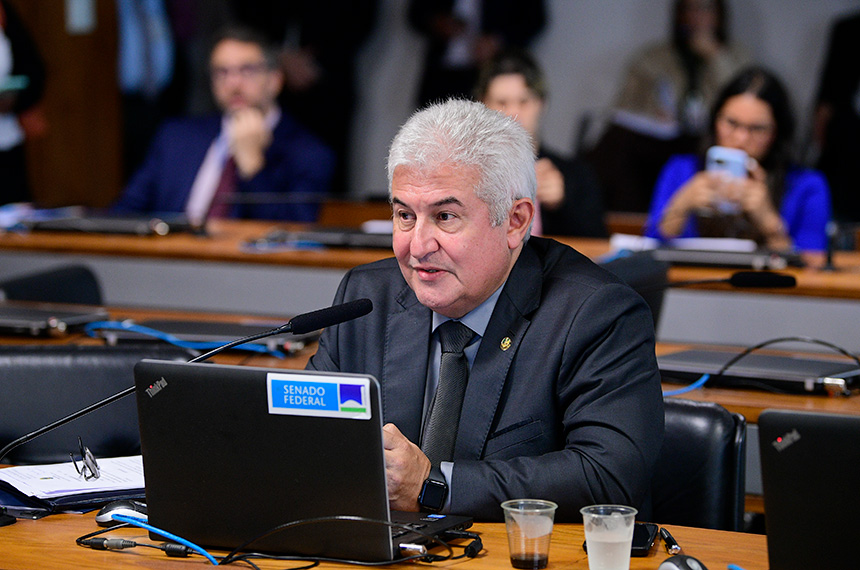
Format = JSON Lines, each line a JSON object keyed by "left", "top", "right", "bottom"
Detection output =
{"left": 759, "top": 409, "right": 860, "bottom": 570}
{"left": 134, "top": 360, "right": 394, "bottom": 560}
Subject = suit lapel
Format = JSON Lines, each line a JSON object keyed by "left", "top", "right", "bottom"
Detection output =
{"left": 381, "top": 284, "right": 432, "bottom": 443}
{"left": 454, "top": 242, "right": 543, "bottom": 460}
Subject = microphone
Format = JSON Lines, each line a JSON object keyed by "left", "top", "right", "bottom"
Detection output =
{"left": 727, "top": 271, "right": 796, "bottom": 288}
{"left": 0, "top": 299, "right": 373, "bottom": 464}
{"left": 188, "top": 298, "right": 372, "bottom": 363}
{"left": 668, "top": 270, "right": 796, "bottom": 290}
{"left": 285, "top": 298, "right": 373, "bottom": 336}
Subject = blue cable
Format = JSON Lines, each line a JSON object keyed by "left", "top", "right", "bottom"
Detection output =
{"left": 663, "top": 373, "right": 711, "bottom": 397}
{"left": 111, "top": 514, "right": 219, "bottom": 565}
{"left": 83, "top": 321, "right": 286, "bottom": 359}
{"left": 727, "top": 565, "right": 747, "bottom": 570}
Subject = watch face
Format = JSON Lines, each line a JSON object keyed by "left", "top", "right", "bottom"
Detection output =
{"left": 419, "top": 479, "right": 447, "bottom": 512}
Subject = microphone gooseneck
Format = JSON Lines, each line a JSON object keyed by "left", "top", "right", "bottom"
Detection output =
{"left": 0, "top": 299, "right": 373, "bottom": 464}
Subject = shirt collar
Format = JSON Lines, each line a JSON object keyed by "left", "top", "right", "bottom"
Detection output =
{"left": 431, "top": 284, "right": 504, "bottom": 339}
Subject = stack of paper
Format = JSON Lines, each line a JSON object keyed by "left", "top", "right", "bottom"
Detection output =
{"left": 0, "top": 456, "right": 144, "bottom": 513}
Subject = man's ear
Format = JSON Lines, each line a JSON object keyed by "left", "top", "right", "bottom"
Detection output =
{"left": 507, "top": 198, "right": 534, "bottom": 249}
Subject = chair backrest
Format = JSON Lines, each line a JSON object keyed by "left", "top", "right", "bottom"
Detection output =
{"left": 600, "top": 251, "right": 669, "bottom": 325}
{"left": 0, "top": 344, "right": 193, "bottom": 465}
{"left": 0, "top": 265, "right": 103, "bottom": 305}
{"left": 649, "top": 398, "right": 746, "bottom": 531}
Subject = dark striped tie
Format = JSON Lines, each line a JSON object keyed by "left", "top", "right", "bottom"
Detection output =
{"left": 422, "top": 320, "right": 475, "bottom": 465}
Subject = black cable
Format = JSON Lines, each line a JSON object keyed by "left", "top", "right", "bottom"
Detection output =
{"left": 713, "top": 336, "right": 860, "bottom": 380}
{"left": 438, "top": 530, "right": 483, "bottom": 559}
{"left": 219, "top": 515, "right": 454, "bottom": 566}
{"left": 76, "top": 515, "right": 468, "bottom": 567}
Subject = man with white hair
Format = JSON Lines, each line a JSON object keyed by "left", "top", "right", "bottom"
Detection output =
{"left": 308, "top": 99, "right": 663, "bottom": 522}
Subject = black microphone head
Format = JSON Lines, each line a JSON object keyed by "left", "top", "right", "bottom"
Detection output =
{"left": 289, "top": 298, "right": 373, "bottom": 335}
{"left": 728, "top": 271, "right": 796, "bottom": 288}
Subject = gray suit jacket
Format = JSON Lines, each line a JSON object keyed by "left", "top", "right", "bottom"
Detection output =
{"left": 307, "top": 237, "right": 664, "bottom": 521}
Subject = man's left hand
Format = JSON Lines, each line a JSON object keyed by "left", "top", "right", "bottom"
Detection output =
{"left": 383, "top": 423, "right": 431, "bottom": 511}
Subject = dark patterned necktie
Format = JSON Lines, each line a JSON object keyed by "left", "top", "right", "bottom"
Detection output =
{"left": 208, "top": 157, "right": 237, "bottom": 218}
{"left": 422, "top": 320, "right": 475, "bottom": 465}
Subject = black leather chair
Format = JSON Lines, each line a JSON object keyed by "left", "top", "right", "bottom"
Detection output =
{"left": 649, "top": 398, "right": 746, "bottom": 531}
{"left": 600, "top": 250, "right": 670, "bottom": 325}
{"left": 0, "top": 265, "right": 103, "bottom": 305}
{"left": 0, "top": 344, "right": 193, "bottom": 465}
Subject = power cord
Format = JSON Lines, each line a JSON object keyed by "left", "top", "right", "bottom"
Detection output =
{"left": 76, "top": 521, "right": 197, "bottom": 558}
{"left": 436, "top": 529, "right": 483, "bottom": 559}
{"left": 76, "top": 513, "right": 472, "bottom": 567}
{"left": 219, "top": 515, "right": 455, "bottom": 566}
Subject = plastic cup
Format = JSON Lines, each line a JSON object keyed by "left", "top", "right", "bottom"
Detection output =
{"left": 501, "top": 499, "right": 558, "bottom": 569}
{"left": 580, "top": 504, "right": 637, "bottom": 570}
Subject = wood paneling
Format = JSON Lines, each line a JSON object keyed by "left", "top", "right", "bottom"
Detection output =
{"left": 11, "top": 0, "right": 121, "bottom": 208}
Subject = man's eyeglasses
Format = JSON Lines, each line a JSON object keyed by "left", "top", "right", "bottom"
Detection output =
{"left": 210, "top": 62, "right": 268, "bottom": 82}
{"left": 70, "top": 437, "right": 100, "bottom": 480}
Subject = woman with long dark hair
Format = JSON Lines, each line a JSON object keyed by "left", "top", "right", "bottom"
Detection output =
{"left": 645, "top": 67, "right": 831, "bottom": 264}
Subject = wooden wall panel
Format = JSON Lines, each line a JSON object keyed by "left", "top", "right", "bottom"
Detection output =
{"left": 11, "top": 0, "right": 121, "bottom": 208}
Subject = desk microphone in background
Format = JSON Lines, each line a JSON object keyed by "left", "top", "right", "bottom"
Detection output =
{"left": 642, "top": 270, "right": 797, "bottom": 292}
{"left": 672, "top": 270, "right": 797, "bottom": 289}
{"left": 0, "top": 299, "right": 373, "bottom": 465}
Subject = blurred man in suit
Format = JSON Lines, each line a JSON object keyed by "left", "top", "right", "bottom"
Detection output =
{"left": 113, "top": 26, "right": 333, "bottom": 224}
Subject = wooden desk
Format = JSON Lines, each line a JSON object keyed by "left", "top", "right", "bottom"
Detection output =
{"left": 5, "top": 222, "right": 860, "bottom": 294}
{"left": 0, "top": 220, "right": 389, "bottom": 316}
{"left": 5, "top": 221, "right": 860, "bottom": 331}
{"left": 0, "top": 515, "right": 768, "bottom": 570}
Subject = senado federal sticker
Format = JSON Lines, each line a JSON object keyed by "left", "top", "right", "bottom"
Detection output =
{"left": 266, "top": 373, "right": 371, "bottom": 420}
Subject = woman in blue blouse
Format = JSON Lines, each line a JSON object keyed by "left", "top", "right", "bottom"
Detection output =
{"left": 645, "top": 67, "right": 831, "bottom": 265}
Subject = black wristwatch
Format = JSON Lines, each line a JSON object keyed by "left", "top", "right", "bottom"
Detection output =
{"left": 418, "top": 465, "right": 448, "bottom": 513}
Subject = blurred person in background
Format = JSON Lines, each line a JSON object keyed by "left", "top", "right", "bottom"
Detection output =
{"left": 645, "top": 67, "right": 831, "bottom": 267}
{"left": 409, "top": 0, "right": 545, "bottom": 109}
{"left": 228, "top": 0, "right": 378, "bottom": 194}
{"left": 113, "top": 26, "right": 333, "bottom": 224}
{"left": 0, "top": 0, "right": 45, "bottom": 205}
{"left": 475, "top": 50, "right": 607, "bottom": 237}
{"left": 588, "top": 0, "right": 750, "bottom": 213}
{"left": 812, "top": 11, "right": 860, "bottom": 227}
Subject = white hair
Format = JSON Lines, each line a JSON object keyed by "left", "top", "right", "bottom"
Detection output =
{"left": 387, "top": 99, "right": 537, "bottom": 227}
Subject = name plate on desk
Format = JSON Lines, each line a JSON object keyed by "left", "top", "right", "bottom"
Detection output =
{"left": 658, "top": 349, "right": 860, "bottom": 395}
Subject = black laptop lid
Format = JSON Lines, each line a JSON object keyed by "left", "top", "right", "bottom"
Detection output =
{"left": 134, "top": 360, "right": 393, "bottom": 560}
{"left": 759, "top": 409, "right": 860, "bottom": 570}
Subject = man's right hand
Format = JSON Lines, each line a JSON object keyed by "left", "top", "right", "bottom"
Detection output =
{"left": 227, "top": 108, "right": 272, "bottom": 179}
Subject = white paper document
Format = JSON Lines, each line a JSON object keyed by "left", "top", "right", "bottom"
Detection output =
{"left": 0, "top": 456, "right": 144, "bottom": 499}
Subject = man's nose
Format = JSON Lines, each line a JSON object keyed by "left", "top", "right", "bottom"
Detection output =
{"left": 409, "top": 219, "right": 439, "bottom": 259}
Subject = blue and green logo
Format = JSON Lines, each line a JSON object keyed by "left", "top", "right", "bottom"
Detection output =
{"left": 266, "top": 373, "right": 371, "bottom": 420}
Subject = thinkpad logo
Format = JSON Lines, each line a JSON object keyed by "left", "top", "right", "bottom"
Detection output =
{"left": 772, "top": 428, "right": 800, "bottom": 452}
{"left": 146, "top": 378, "right": 168, "bottom": 398}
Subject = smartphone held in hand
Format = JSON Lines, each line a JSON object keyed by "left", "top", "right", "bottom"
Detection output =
{"left": 706, "top": 146, "right": 749, "bottom": 179}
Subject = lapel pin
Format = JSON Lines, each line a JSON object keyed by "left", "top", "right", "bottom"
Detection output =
{"left": 500, "top": 337, "right": 512, "bottom": 351}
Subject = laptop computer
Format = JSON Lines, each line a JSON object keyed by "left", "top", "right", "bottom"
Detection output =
{"left": 0, "top": 301, "right": 109, "bottom": 336}
{"left": 759, "top": 409, "right": 860, "bottom": 570}
{"left": 657, "top": 349, "right": 860, "bottom": 395}
{"left": 133, "top": 360, "right": 472, "bottom": 561}
{"left": 651, "top": 247, "right": 804, "bottom": 270}
{"left": 245, "top": 227, "right": 393, "bottom": 251}
{"left": 94, "top": 318, "right": 320, "bottom": 354}
{"left": 25, "top": 211, "right": 199, "bottom": 236}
